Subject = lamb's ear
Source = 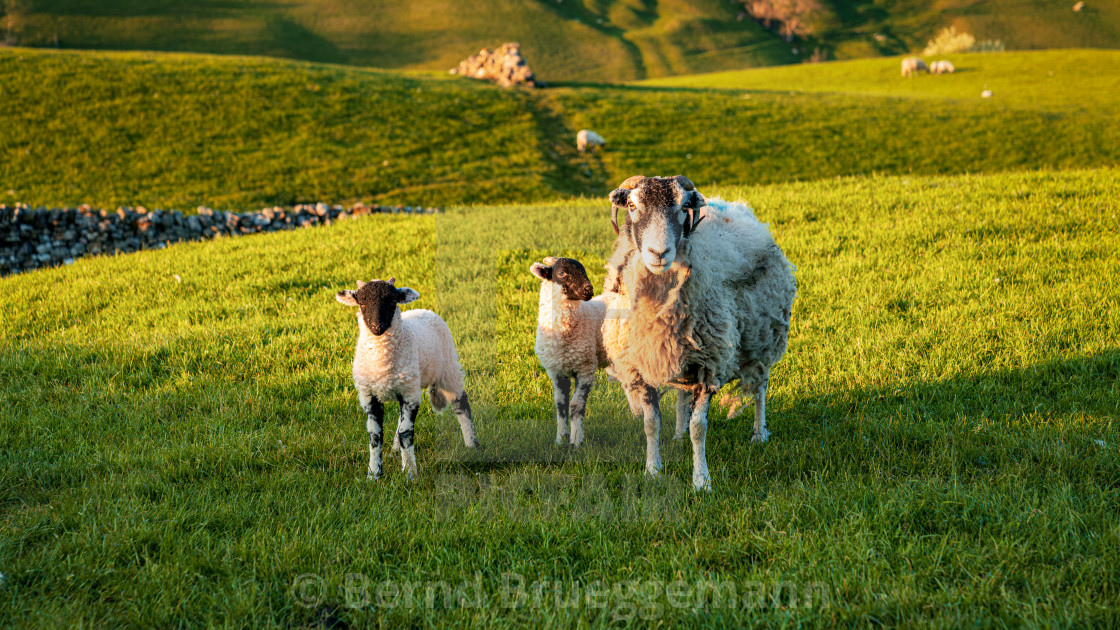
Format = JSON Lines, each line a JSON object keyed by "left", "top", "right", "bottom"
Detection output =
{"left": 609, "top": 187, "right": 631, "bottom": 208}
{"left": 530, "top": 262, "right": 552, "bottom": 281}
{"left": 336, "top": 290, "right": 358, "bottom": 306}
{"left": 396, "top": 287, "right": 420, "bottom": 304}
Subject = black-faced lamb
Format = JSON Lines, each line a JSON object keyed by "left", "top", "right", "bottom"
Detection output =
{"left": 602, "top": 175, "right": 796, "bottom": 490}
{"left": 530, "top": 256, "right": 609, "bottom": 446}
{"left": 336, "top": 277, "right": 479, "bottom": 479}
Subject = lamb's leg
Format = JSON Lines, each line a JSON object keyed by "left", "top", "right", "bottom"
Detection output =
{"left": 631, "top": 383, "right": 662, "bottom": 476}
{"left": 549, "top": 372, "right": 572, "bottom": 446}
{"left": 568, "top": 372, "right": 594, "bottom": 447}
{"left": 674, "top": 389, "right": 693, "bottom": 440}
{"left": 752, "top": 382, "right": 770, "bottom": 444}
{"left": 365, "top": 395, "right": 386, "bottom": 479}
{"left": 395, "top": 396, "right": 420, "bottom": 479}
{"left": 690, "top": 388, "right": 713, "bottom": 491}
{"left": 451, "top": 390, "right": 479, "bottom": 448}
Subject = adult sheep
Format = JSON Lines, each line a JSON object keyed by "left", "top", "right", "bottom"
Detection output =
{"left": 930, "top": 60, "right": 955, "bottom": 75}
{"left": 577, "top": 129, "right": 605, "bottom": 153}
{"left": 602, "top": 175, "right": 796, "bottom": 490}
{"left": 901, "top": 57, "right": 929, "bottom": 77}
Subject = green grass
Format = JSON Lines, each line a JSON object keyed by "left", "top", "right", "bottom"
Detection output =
{"left": 2, "top": 169, "right": 1118, "bottom": 626}
{"left": 642, "top": 49, "right": 1120, "bottom": 112}
{"left": 7, "top": 0, "right": 1120, "bottom": 80}
{"left": 4, "top": 48, "right": 1120, "bottom": 212}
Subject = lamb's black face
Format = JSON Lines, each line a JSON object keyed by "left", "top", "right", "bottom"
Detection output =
{"left": 336, "top": 278, "right": 420, "bottom": 335}
{"left": 531, "top": 257, "right": 595, "bottom": 301}
{"left": 353, "top": 280, "right": 403, "bottom": 335}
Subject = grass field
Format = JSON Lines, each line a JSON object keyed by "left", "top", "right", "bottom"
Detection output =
{"left": 4, "top": 48, "right": 1120, "bottom": 212}
{"left": 2, "top": 169, "right": 1118, "bottom": 626}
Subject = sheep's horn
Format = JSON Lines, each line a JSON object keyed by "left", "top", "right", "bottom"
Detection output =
{"left": 683, "top": 208, "right": 705, "bottom": 238}
{"left": 387, "top": 276, "right": 396, "bottom": 285}
{"left": 672, "top": 175, "right": 696, "bottom": 191}
{"left": 619, "top": 175, "right": 645, "bottom": 189}
{"left": 610, "top": 205, "right": 620, "bottom": 236}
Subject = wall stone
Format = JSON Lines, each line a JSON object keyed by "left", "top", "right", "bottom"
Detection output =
{"left": 0, "top": 202, "right": 439, "bottom": 276}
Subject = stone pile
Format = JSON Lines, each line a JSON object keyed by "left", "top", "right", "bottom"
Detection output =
{"left": 450, "top": 42, "right": 540, "bottom": 87}
{"left": 0, "top": 202, "right": 439, "bottom": 276}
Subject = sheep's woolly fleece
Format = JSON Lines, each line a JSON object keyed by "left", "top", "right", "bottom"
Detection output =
{"left": 603, "top": 198, "right": 796, "bottom": 415}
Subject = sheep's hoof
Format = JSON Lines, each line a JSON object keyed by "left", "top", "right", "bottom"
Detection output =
{"left": 692, "top": 475, "right": 712, "bottom": 492}
{"left": 751, "top": 428, "right": 770, "bottom": 444}
{"left": 569, "top": 432, "right": 584, "bottom": 447}
{"left": 672, "top": 430, "right": 688, "bottom": 441}
{"left": 556, "top": 434, "right": 569, "bottom": 446}
{"left": 645, "top": 463, "right": 662, "bottom": 476}
{"left": 367, "top": 470, "right": 382, "bottom": 481}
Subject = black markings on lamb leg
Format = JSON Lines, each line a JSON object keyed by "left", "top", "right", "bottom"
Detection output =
{"left": 451, "top": 391, "right": 472, "bottom": 416}
{"left": 554, "top": 376, "right": 572, "bottom": 418}
{"left": 365, "top": 397, "right": 385, "bottom": 448}
{"left": 571, "top": 380, "right": 593, "bottom": 412}
{"left": 638, "top": 384, "right": 661, "bottom": 407}
{"left": 397, "top": 401, "right": 419, "bottom": 449}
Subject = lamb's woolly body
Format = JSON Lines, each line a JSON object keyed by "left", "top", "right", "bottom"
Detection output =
{"left": 533, "top": 272, "right": 610, "bottom": 446}
{"left": 604, "top": 198, "right": 794, "bottom": 398}
{"left": 534, "top": 282, "right": 609, "bottom": 378}
{"left": 901, "top": 57, "right": 929, "bottom": 77}
{"left": 351, "top": 308, "right": 465, "bottom": 410}
{"left": 576, "top": 129, "right": 605, "bottom": 152}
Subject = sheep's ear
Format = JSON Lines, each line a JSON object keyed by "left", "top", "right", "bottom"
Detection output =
{"left": 672, "top": 175, "right": 696, "bottom": 191}
{"left": 336, "top": 290, "right": 358, "bottom": 306}
{"left": 396, "top": 287, "right": 419, "bottom": 304}
{"left": 387, "top": 277, "right": 396, "bottom": 286}
{"left": 354, "top": 281, "right": 366, "bottom": 289}
{"left": 609, "top": 188, "right": 631, "bottom": 207}
{"left": 530, "top": 262, "right": 552, "bottom": 281}
{"left": 683, "top": 189, "right": 707, "bottom": 210}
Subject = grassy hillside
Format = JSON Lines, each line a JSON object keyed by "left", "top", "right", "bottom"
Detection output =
{"left": 5, "top": 0, "right": 795, "bottom": 82}
{"left": 3, "top": 48, "right": 1119, "bottom": 211}
{"left": 2, "top": 169, "right": 1118, "bottom": 625}
{"left": 4, "top": 0, "right": 1119, "bottom": 82}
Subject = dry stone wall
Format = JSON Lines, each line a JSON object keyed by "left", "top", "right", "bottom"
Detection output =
{"left": 0, "top": 202, "right": 439, "bottom": 276}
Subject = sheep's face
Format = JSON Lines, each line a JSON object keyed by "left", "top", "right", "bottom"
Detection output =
{"left": 335, "top": 277, "right": 420, "bottom": 336}
{"left": 530, "top": 256, "right": 594, "bottom": 301}
{"left": 609, "top": 176, "right": 706, "bottom": 275}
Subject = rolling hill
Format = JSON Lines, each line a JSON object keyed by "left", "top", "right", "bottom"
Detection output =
{"left": 3, "top": 0, "right": 1119, "bottom": 81}
{"left": 2, "top": 47, "right": 1118, "bottom": 211}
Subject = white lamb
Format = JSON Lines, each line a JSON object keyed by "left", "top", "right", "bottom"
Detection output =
{"left": 335, "top": 277, "right": 479, "bottom": 479}
{"left": 530, "top": 256, "right": 609, "bottom": 446}
{"left": 603, "top": 175, "right": 796, "bottom": 491}
{"left": 577, "top": 129, "right": 605, "bottom": 153}
{"left": 930, "top": 60, "right": 955, "bottom": 75}
{"left": 901, "top": 57, "right": 929, "bottom": 77}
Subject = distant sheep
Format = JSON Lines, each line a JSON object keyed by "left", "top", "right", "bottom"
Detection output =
{"left": 577, "top": 129, "right": 605, "bottom": 153}
{"left": 530, "top": 256, "right": 610, "bottom": 446}
{"left": 901, "top": 57, "right": 929, "bottom": 77}
{"left": 930, "top": 60, "right": 955, "bottom": 75}
{"left": 336, "top": 277, "right": 479, "bottom": 479}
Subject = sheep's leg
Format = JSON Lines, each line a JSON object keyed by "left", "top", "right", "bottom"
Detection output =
{"left": 365, "top": 390, "right": 392, "bottom": 477}
{"left": 631, "top": 383, "right": 662, "bottom": 476}
{"left": 395, "top": 396, "right": 420, "bottom": 480}
{"left": 690, "top": 388, "right": 713, "bottom": 491}
{"left": 752, "top": 382, "right": 770, "bottom": 444}
{"left": 674, "top": 389, "right": 693, "bottom": 440}
{"left": 451, "top": 390, "right": 479, "bottom": 448}
{"left": 549, "top": 372, "right": 572, "bottom": 446}
{"left": 568, "top": 372, "right": 594, "bottom": 447}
